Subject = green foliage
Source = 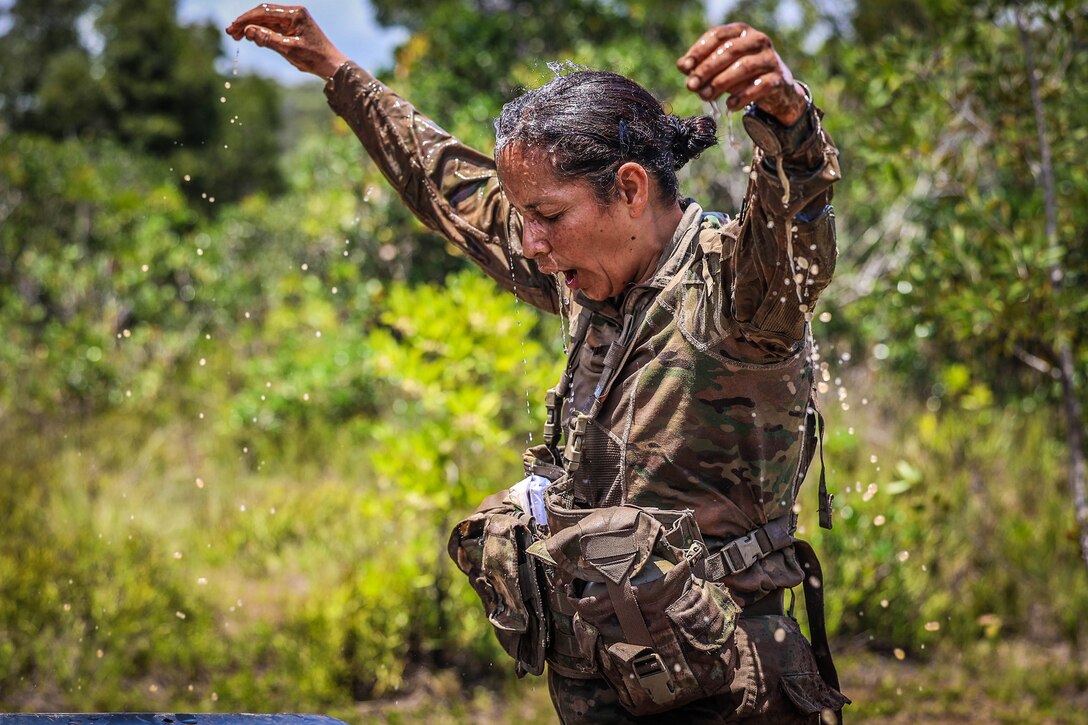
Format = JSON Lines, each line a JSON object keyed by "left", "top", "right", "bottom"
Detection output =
{"left": 0, "top": 134, "right": 197, "bottom": 416}
{"left": 0, "top": 0, "right": 284, "bottom": 202}
{"left": 374, "top": 0, "right": 708, "bottom": 149}
{"left": 814, "top": 3, "right": 1086, "bottom": 409}
{"left": 804, "top": 393, "right": 1088, "bottom": 653}
{"left": 0, "top": 0, "right": 94, "bottom": 132}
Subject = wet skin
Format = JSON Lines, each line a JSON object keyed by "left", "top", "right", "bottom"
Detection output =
{"left": 496, "top": 145, "right": 684, "bottom": 302}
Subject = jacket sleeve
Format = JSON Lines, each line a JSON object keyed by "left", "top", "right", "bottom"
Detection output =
{"left": 724, "top": 101, "right": 841, "bottom": 360}
{"left": 323, "top": 61, "right": 559, "bottom": 314}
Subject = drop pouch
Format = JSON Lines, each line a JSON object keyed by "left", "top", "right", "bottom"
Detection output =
{"left": 533, "top": 491, "right": 741, "bottom": 716}
{"left": 447, "top": 489, "right": 548, "bottom": 677}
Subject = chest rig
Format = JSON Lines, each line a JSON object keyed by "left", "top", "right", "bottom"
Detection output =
{"left": 540, "top": 298, "right": 645, "bottom": 506}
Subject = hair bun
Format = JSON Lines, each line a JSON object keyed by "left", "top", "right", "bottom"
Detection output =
{"left": 669, "top": 114, "right": 718, "bottom": 169}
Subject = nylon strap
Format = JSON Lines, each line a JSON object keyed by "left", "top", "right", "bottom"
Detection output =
{"left": 817, "top": 411, "right": 834, "bottom": 530}
{"left": 701, "top": 515, "right": 794, "bottom": 581}
{"left": 793, "top": 538, "right": 842, "bottom": 695}
{"left": 604, "top": 578, "right": 655, "bottom": 648}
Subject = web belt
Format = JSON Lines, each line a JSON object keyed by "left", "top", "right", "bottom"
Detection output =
{"left": 701, "top": 515, "right": 794, "bottom": 581}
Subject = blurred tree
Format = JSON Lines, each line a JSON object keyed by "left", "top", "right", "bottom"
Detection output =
{"left": 371, "top": 0, "right": 708, "bottom": 148}
{"left": 802, "top": 0, "right": 1087, "bottom": 564}
{"left": 94, "top": 0, "right": 221, "bottom": 153}
{"left": 0, "top": 0, "right": 95, "bottom": 132}
{"left": 0, "top": 0, "right": 283, "bottom": 202}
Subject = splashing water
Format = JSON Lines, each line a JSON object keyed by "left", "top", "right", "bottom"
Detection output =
{"left": 545, "top": 59, "right": 584, "bottom": 78}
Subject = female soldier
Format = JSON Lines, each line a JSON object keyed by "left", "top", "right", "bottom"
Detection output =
{"left": 229, "top": 5, "right": 847, "bottom": 722}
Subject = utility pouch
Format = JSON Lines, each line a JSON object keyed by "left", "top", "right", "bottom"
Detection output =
{"left": 447, "top": 490, "right": 548, "bottom": 677}
{"left": 530, "top": 496, "right": 741, "bottom": 716}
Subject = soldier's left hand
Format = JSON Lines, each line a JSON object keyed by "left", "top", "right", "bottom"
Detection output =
{"left": 676, "top": 24, "right": 808, "bottom": 126}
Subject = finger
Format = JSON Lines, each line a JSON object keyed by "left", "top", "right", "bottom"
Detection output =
{"left": 226, "top": 4, "right": 300, "bottom": 38}
{"left": 699, "top": 48, "right": 779, "bottom": 102}
{"left": 243, "top": 24, "right": 293, "bottom": 53}
{"left": 676, "top": 23, "right": 750, "bottom": 73}
{"left": 686, "top": 30, "right": 771, "bottom": 93}
{"left": 725, "top": 71, "right": 791, "bottom": 111}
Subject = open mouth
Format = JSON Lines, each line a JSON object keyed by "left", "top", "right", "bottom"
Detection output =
{"left": 563, "top": 269, "right": 579, "bottom": 288}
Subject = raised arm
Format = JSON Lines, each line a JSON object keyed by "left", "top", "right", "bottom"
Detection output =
{"left": 227, "top": 5, "right": 559, "bottom": 313}
{"left": 677, "top": 24, "right": 841, "bottom": 359}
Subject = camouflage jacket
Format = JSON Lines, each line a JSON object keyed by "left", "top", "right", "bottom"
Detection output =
{"left": 326, "top": 62, "right": 841, "bottom": 602}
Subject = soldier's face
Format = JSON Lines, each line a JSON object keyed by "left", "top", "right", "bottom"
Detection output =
{"left": 497, "top": 145, "right": 660, "bottom": 301}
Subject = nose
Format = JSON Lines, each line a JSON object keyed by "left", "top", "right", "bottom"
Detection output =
{"left": 521, "top": 219, "right": 549, "bottom": 259}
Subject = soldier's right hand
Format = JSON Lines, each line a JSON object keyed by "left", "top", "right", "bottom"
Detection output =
{"left": 226, "top": 4, "right": 349, "bottom": 80}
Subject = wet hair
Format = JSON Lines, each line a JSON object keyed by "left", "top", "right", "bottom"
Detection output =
{"left": 494, "top": 68, "right": 718, "bottom": 203}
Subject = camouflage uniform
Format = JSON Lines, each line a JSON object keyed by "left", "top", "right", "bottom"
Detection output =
{"left": 325, "top": 61, "right": 846, "bottom": 723}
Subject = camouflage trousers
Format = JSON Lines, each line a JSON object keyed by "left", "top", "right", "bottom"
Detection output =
{"left": 548, "top": 615, "right": 845, "bottom": 724}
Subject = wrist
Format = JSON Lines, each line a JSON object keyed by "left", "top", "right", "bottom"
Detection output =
{"left": 742, "top": 82, "right": 816, "bottom": 156}
{"left": 317, "top": 53, "right": 350, "bottom": 81}
{"left": 767, "top": 81, "right": 809, "bottom": 126}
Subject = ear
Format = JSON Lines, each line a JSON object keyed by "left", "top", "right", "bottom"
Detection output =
{"left": 615, "top": 162, "right": 651, "bottom": 217}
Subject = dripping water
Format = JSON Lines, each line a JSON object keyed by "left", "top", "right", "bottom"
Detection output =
{"left": 708, "top": 99, "right": 741, "bottom": 151}
{"left": 505, "top": 241, "right": 535, "bottom": 443}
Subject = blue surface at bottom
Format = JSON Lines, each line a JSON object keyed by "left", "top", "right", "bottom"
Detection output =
{"left": 0, "top": 716, "right": 348, "bottom": 725}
